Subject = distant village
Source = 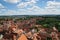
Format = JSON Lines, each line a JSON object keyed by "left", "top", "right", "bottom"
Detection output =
{"left": 0, "top": 16, "right": 60, "bottom": 40}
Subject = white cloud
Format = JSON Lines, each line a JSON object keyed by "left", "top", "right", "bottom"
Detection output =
{"left": 0, "top": 3, "right": 7, "bottom": 14}
{"left": 0, "top": 10, "right": 17, "bottom": 15}
{"left": 17, "top": 2, "right": 28, "bottom": 8}
{"left": 17, "top": 0, "right": 39, "bottom": 8}
{"left": 4, "top": 0, "right": 20, "bottom": 3}
{"left": 0, "top": 3, "right": 5, "bottom": 9}
{"left": 17, "top": 1, "right": 60, "bottom": 15}
{"left": 29, "top": 0, "right": 39, "bottom": 3}
{"left": 25, "top": 0, "right": 39, "bottom": 3}
{"left": 44, "top": 1, "right": 60, "bottom": 15}
{"left": 0, "top": 6, "right": 46, "bottom": 15}
{"left": 45, "top": 1, "right": 60, "bottom": 9}
{"left": 0, "top": 1, "right": 60, "bottom": 15}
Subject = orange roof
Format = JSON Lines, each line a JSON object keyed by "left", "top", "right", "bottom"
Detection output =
{"left": 18, "top": 34, "right": 28, "bottom": 40}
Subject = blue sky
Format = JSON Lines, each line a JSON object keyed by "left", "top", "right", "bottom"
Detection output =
{"left": 0, "top": 0, "right": 60, "bottom": 15}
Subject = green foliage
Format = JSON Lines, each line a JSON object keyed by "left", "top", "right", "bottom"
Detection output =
{"left": 0, "top": 15, "right": 60, "bottom": 32}
{"left": 47, "top": 37, "right": 52, "bottom": 40}
{"left": 36, "top": 17, "right": 60, "bottom": 31}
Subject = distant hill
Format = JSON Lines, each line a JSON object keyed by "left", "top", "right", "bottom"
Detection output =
{"left": 0, "top": 15, "right": 60, "bottom": 19}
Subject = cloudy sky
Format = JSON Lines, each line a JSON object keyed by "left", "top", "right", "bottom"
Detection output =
{"left": 0, "top": 0, "right": 60, "bottom": 15}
